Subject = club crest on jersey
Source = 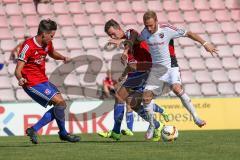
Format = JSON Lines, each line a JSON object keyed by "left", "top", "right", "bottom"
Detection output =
{"left": 44, "top": 89, "right": 51, "bottom": 95}
{"left": 159, "top": 33, "right": 164, "bottom": 38}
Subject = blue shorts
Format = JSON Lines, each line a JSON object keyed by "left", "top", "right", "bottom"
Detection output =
{"left": 23, "top": 81, "right": 59, "bottom": 108}
{"left": 122, "top": 72, "right": 149, "bottom": 93}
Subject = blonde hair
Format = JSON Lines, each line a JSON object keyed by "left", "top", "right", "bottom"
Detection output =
{"left": 143, "top": 11, "right": 157, "bottom": 22}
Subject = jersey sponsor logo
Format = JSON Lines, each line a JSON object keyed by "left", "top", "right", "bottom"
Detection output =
{"left": 44, "top": 89, "right": 51, "bottom": 95}
{"left": 34, "top": 55, "right": 46, "bottom": 64}
{"left": 148, "top": 41, "right": 164, "bottom": 46}
{"left": 159, "top": 33, "right": 164, "bottom": 38}
{"left": 19, "top": 44, "right": 29, "bottom": 60}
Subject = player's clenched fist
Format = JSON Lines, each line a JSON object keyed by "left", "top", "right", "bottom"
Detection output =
{"left": 18, "top": 77, "right": 27, "bottom": 86}
{"left": 63, "top": 57, "right": 72, "bottom": 63}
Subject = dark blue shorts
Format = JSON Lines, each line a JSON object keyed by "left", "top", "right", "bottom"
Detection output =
{"left": 122, "top": 72, "right": 149, "bottom": 93}
{"left": 23, "top": 81, "right": 59, "bottom": 107}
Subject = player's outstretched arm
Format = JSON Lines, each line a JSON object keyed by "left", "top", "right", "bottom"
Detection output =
{"left": 108, "top": 39, "right": 125, "bottom": 48}
{"left": 186, "top": 31, "right": 218, "bottom": 56}
{"left": 48, "top": 50, "right": 71, "bottom": 63}
{"left": 15, "top": 60, "right": 27, "bottom": 86}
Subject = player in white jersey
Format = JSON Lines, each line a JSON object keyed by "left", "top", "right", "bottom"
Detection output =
{"left": 140, "top": 11, "right": 218, "bottom": 127}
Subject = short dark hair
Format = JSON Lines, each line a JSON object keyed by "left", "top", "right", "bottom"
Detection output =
{"left": 24, "top": 35, "right": 30, "bottom": 40}
{"left": 143, "top": 11, "right": 157, "bottom": 22}
{"left": 104, "top": 19, "right": 120, "bottom": 33}
{"left": 37, "top": 19, "right": 57, "bottom": 35}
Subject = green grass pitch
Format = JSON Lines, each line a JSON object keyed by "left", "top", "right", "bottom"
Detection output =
{"left": 0, "top": 130, "right": 239, "bottom": 160}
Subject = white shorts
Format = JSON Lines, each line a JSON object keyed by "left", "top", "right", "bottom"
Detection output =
{"left": 144, "top": 66, "right": 181, "bottom": 96}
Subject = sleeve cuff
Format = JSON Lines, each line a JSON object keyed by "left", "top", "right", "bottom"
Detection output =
{"left": 17, "top": 58, "right": 27, "bottom": 62}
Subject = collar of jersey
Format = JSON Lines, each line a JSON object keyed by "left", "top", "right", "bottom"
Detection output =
{"left": 33, "top": 36, "right": 42, "bottom": 48}
{"left": 146, "top": 24, "right": 160, "bottom": 35}
{"left": 153, "top": 24, "right": 160, "bottom": 35}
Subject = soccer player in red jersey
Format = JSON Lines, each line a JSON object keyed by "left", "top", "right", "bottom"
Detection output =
{"left": 15, "top": 19, "right": 80, "bottom": 144}
{"left": 98, "top": 19, "right": 168, "bottom": 141}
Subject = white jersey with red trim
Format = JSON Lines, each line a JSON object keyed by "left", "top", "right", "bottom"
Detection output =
{"left": 141, "top": 24, "right": 187, "bottom": 68}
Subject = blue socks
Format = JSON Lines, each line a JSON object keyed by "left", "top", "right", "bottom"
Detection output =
{"left": 32, "top": 106, "right": 68, "bottom": 136}
{"left": 153, "top": 104, "right": 164, "bottom": 114}
{"left": 126, "top": 112, "right": 134, "bottom": 131}
{"left": 54, "top": 106, "right": 68, "bottom": 136}
{"left": 112, "top": 103, "right": 125, "bottom": 134}
{"left": 32, "top": 107, "right": 55, "bottom": 132}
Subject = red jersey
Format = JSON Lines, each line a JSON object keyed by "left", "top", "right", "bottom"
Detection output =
{"left": 18, "top": 37, "right": 54, "bottom": 87}
{"left": 124, "top": 29, "right": 152, "bottom": 72}
{"left": 125, "top": 29, "right": 152, "bottom": 63}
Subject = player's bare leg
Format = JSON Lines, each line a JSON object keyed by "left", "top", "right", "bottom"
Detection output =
{"left": 125, "top": 92, "right": 164, "bottom": 141}
{"left": 142, "top": 90, "right": 154, "bottom": 105}
{"left": 171, "top": 83, "right": 206, "bottom": 127}
{"left": 115, "top": 86, "right": 130, "bottom": 104}
{"left": 51, "top": 94, "right": 80, "bottom": 142}
{"left": 120, "top": 92, "right": 143, "bottom": 136}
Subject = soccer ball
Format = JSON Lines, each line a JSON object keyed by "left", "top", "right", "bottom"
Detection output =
{"left": 161, "top": 125, "right": 178, "bottom": 142}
